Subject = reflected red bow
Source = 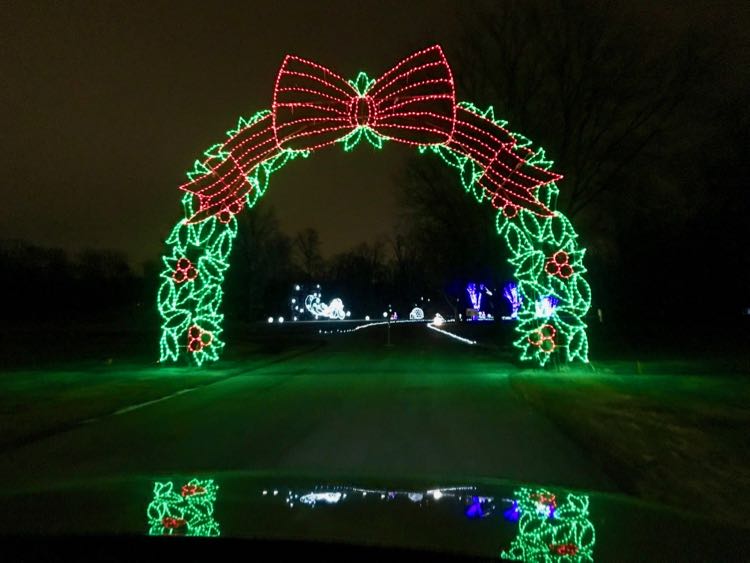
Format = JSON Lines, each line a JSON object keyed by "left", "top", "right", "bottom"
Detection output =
{"left": 272, "top": 45, "right": 456, "bottom": 150}
{"left": 179, "top": 45, "right": 560, "bottom": 223}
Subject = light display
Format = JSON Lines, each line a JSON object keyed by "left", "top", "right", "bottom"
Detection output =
{"left": 428, "top": 102, "right": 590, "bottom": 366}
{"left": 158, "top": 45, "right": 590, "bottom": 367}
{"left": 265, "top": 484, "right": 484, "bottom": 510}
{"left": 466, "top": 283, "right": 489, "bottom": 310}
{"left": 428, "top": 319, "right": 477, "bottom": 345}
{"left": 535, "top": 296, "right": 559, "bottom": 319}
{"left": 501, "top": 487, "right": 595, "bottom": 562}
{"left": 503, "top": 282, "right": 523, "bottom": 319}
{"left": 465, "top": 495, "right": 492, "bottom": 519}
{"left": 304, "top": 292, "right": 347, "bottom": 320}
{"left": 466, "top": 283, "right": 494, "bottom": 321}
{"left": 409, "top": 306, "right": 425, "bottom": 320}
{"left": 147, "top": 479, "right": 220, "bottom": 537}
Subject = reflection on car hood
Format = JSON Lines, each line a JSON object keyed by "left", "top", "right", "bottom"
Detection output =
{"left": 0, "top": 472, "right": 748, "bottom": 561}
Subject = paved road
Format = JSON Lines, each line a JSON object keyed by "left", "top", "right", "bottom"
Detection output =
{"left": 0, "top": 325, "right": 613, "bottom": 494}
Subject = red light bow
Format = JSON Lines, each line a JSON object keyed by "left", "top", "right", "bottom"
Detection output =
{"left": 180, "top": 45, "right": 559, "bottom": 223}
{"left": 272, "top": 45, "right": 456, "bottom": 150}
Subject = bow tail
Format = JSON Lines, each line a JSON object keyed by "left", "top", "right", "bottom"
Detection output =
{"left": 448, "top": 108, "right": 559, "bottom": 216}
{"left": 179, "top": 115, "right": 282, "bottom": 223}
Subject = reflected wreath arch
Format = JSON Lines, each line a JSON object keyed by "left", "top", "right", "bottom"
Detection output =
{"left": 157, "top": 46, "right": 591, "bottom": 367}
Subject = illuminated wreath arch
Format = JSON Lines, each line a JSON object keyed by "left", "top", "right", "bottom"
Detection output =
{"left": 157, "top": 46, "right": 591, "bottom": 367}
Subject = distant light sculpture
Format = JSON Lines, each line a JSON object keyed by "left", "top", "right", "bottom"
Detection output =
{"left": 409, "top": 307, "right": 425, "bottom": 320}
{"left": 305, "top": 292, "right": 347, "bottom": 320}
{"left": 466, "top": 283, "right": 484, "bottom": 310}
{"left": 503, "top": 282, "right": 523, "bottom": 319}
{"left": 534, "top": 296, "right": 559, "bottom": 319}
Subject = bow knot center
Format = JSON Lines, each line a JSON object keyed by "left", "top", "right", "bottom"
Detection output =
{"left": 349, "top": 95, "right": 375, "bottom": 127}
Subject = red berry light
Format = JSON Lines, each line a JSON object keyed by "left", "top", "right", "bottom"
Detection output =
{"left": 502, "top": 204, "right": 519, "bottom": 218}
{"left": 187, "top": 325, "right": 212, "bottom": 353}
{"left": 173, "top": 257, "right": 198, "bottom": 283}
{"left": 162, "top": 517, "right": 186, "bottom": 529}
{"left": 550, "top": 543, "right": 579, "bottom": 556}
{"left": 528, "top": 324, "right": 556, "bottom": 354}
{"left": 545, "top": 250, "right": 573, "bottom": 279}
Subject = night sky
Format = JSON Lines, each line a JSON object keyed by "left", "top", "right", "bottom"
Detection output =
{"left": 0, "top": 1, "right": 461, "bottom": 267}
{"left": 1, "top": 1, "right": 747, "bottom": 268}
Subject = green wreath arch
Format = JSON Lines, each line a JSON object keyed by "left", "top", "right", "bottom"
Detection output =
{"left": 157, "top": 49, "right": 591, "bottom": 367}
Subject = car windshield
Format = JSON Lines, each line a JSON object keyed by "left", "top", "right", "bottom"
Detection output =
{"left": 1, "top": 1, "right": 749, "bottom": 561}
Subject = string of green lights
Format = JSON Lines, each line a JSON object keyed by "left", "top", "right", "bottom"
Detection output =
{"left": 147, "top": 479, "right": 220, "bottom": 536}
{"left": 502, "top": 487, "right": 595, "bottom": 562}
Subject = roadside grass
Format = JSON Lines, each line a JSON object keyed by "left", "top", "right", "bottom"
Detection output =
{"left": 0, "top": 363, "right": 245, "bottom": 449}
{"left": 0, "top": 340, "right": 318, "bottom": 449}
{"left": 509, "top": 366, "right": 750, "bottom": 527}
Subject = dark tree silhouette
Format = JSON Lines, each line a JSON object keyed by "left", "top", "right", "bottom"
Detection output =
{"left": 454, "top": 0, "right": 704, "bottom": 218}
{"left": 227, "top": 205, "right": 293, "bottom": 321}
{"left": 293, "top": 227, "right": 324, "bottom": 281}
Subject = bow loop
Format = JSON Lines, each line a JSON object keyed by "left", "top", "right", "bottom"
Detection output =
{"left": 272, "top": 55, "right": 358, "bottom": 151}
{"left": 368, "top": 45, "right": 456, "bottom": 145}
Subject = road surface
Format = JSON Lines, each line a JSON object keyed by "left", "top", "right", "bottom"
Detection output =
{"left": 0, "top": 324, "right": 613, "bottom": 494}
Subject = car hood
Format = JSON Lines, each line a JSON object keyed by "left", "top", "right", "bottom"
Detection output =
{"left": 0, "top": 471, "right": 747, "bottom": 561}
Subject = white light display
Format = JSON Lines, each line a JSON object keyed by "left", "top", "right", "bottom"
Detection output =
{"left": 271, "top": 484, "right": 480, "bottom": 510}
{"left": 304, "top": 292, "right": 347, "bottom": 320}
{"left": 409, "top": 307, "right": 425, "bottom": 320}
{"left": 428, "top": 322, "right": 477, "bottom": 345}
{"left": 534, "top": 296, "right": 559, "bottom": 319}
{"left": 299, "top": 492, "right": 343, "bottom": 506}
